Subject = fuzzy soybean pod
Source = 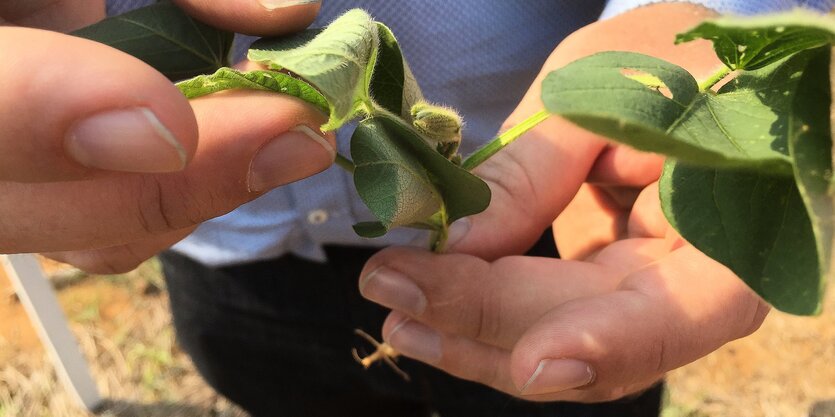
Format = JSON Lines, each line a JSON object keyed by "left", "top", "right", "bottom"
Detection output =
{"left": 410, "top": 102, "right": 463, "bottom": 160}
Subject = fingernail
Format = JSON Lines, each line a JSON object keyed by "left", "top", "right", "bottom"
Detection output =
{"left": 65, "top": 107, "right": 187, "bottom": 173}
{"left": 446, "top": 218, "right": 472, "bottom": 248}
{"left": 248, "top": 125, "right": 335, "bottom": 192}
{"left": 359, "top": 267, "right": 426, "bottom": 316}
{"left": 387, "top": 319, "right": 442, "bottom": 364}
{"left": 259, "top": 0, "right": 320, "bottom": 10}
{"left": 521, "top": 359, "right": 595, "bottom": 396}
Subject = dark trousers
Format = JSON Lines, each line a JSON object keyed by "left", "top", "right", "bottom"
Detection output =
{"left": 159, "top": 234, "right": 662, "bottom": 417}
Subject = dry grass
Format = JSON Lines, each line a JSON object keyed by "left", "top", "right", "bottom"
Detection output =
{"left": 664, "top": 288, "right": 835, "bottom": 417}
{"left": 0, "top": 259, "right": 246, "bottom": 417}
{"left": 1, "top": 258, "right": 834, "bottom": 417}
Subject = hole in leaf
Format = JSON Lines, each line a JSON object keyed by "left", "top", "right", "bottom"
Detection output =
{"left": 620, "top": 68, "right": 672, "bottom": 98}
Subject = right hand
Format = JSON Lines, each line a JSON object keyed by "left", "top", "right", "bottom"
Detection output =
{"left": 359, "top": 4, "right": 769, "bottom": 401}
{"left": 0, "top": 0, "right": 333, "bottom": 273}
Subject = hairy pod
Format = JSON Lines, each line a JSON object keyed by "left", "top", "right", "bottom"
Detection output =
{"left": 410, "top": 102, "right": 463, "bottom": 159}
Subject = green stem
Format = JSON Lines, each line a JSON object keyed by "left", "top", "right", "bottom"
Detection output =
{"left": 429, "top": 208, "right": 449, "bottom": 253}
{"left": 335, "top": 153, "right": 355, "bottom": 173}
{"left": 461, "top": 109, "right": 550, "bottom": 171}
{"left": 698, "top": 66, "right": 732, "bottom": 92}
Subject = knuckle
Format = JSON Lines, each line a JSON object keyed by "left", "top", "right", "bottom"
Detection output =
{"left": 467, "top": 259, "right": 513, "bottom": 342}
{"left": 132, "top": 177, "right": 176, "bottom": 234}
{"left": 648, "top": 333, "right": 668, "bottom": 374}
{"left": 131, "top": 177, "right": 204, "bottom": 235}
{"left": 452, "top": 348, "right": 505, "bottom": 391}
{"left": 424, "top": 255, "right": 495, "bottom": 340}
{"left": 475, "top": 148, "right": 539, "bottom": 220}
{"left": 719, "top": 280, "right": 771, "bottom": 340}
{"left": 740, "top": 296, "right": 770, "bottom": 337}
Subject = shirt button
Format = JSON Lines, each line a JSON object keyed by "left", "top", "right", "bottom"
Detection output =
{"left": 307, "top": 209, "right": 329, "bottom": 225}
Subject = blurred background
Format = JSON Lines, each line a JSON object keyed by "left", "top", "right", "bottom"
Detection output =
{"left": 0, "top": 257, "right": 833, "bottom": 417}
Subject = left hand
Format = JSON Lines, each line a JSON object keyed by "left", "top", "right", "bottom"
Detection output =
{"left": 0, "top": 0, "right": 331, "bottom": 273}
{"left": 359, "top": 182, "right": 769, "bottom": 402}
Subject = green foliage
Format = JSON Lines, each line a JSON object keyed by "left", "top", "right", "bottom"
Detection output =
{"left": 247, "top": 11, "right": 426, "bottom": 132}
{"left": 660, "top": 162, "right": 822, "bottom": 315}
{"left": 787, "top": 50, "right": 833, "bottom": 311}
{"left": 72, "top": 2, "right": 234, "bottom": 81}
{"left": 371, "top": 23, "right": 426, "bottom": 121}
{"left": 543, "top": 10, "right": 835, "bottom": 315}
{"left": 176, "top": 67, "right": 329, "bottom": 114}
{"left": 84, "top": 5, "right": 835, "bottom": 314}
{"left": 657, "top": 50, "right": 832, "bottom": 315}
{"left": 676, "top": 9, "right": 835, "bottom": 70}
{"left": 180, "top": 9, "right": 489, "bottom": 241}
{"left": 248, "top": 9, "right": 379, "bottom": 131}
{"left": 542, "top": 51, "right": 814, "bottom": 172}
{"left": 352, "top": 116, "right": 443, "bottom": 234}
{"left": 352, "top": 116, "right": 489, "bottom": 236}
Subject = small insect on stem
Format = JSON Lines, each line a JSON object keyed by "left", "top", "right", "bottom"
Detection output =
{"left": 351, "top": 329, "right": 410, "bottom": 381}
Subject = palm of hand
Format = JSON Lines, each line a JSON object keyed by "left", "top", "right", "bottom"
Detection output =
{"left": 362, "top": 162, "right": 768, "bottom": 402}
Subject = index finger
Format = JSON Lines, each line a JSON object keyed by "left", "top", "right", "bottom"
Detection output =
{"left": 361, "top": 247, "right": 623, "bottom": 349}
{"left": 172, "top": 0, "right": 321, "bottom": 36}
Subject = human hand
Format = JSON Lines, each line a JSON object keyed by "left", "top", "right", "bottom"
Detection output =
{"left": 1, "top": 1, "right": 334, "bottom": 272}
{"left": 360, "top": 182, "right": 769, "bottom": 401}
{"left": 358, "top": 3, "right": 770, "bottom": 401}
{"left": 443, "top": 2, "right": 727, "bottom": 260}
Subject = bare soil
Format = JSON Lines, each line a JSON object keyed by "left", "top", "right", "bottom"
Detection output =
{"left": 0, "top": 260, "right": 246, "bottom": 417}
{"left": 1, "top": 258, "right": 834, "bottom": 417}
{"left": 664, "top": 288, "right": 835, "bottom": 417}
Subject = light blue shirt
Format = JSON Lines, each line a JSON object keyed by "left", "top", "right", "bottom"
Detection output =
{"left": 153, "top": 0, "right": 833, "bottom": 266}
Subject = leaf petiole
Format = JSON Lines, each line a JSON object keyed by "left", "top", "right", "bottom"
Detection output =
{"left": 335, "top": 153, "right": 356, "bottom": 173}
{"left": 698, "top": 65, "right": 733, "bottom": 92}
{"left": 430, "top": 207, "right": 450, "bottom": 253}
{"left": 461, "top": 109, "right": 550, "bottom": 171}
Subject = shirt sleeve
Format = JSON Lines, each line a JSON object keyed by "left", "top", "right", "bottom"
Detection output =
{"left": 601, "top": 0, "right": 835, "bottom": 18}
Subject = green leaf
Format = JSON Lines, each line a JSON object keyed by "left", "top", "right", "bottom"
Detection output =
{"left": 351, "top": 115, "right": 490, "bottom": 235}
{"left": 677, "top": 9, "right": 835, "bottom": 70}
{"left": 660, "top": 161, "right": 822, "bottom": 315}
{"left": 72, "top": 2, "right": 234, "bottom": 81}
{"left": 653, "top": 48, "right": 832, "bottom": 315}
{"left": 352, "top": 118, "right": 443, "bottom": 231}
{"left": 787, "top": 48, "right": 833, "bottom": 307}
{"left": 249, "top": 9, "right": 379, "bottom": 130}
{"left": 370, "top": 22, "right": 425, "bottom": 121}
{"left": 541, "top": 51, "right": 816, "bottom": 173}
{"left": 352, "top": 221, "right": 389, "bottom": 238}
{"left": 175, "top": 68, "right": 329, "bottom": 114}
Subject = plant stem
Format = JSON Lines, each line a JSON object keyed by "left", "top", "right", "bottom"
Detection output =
{"left": 698, "top": 66, "right": 732, "bottom": 92}
{"left": 429, "top": 207, "right": 449, "bottom": 253}
{"left": 335, "top": 153, "right": 355, "bottom": 173}
{"left": 461, "top": 109, "right": 550, "bottom": 171}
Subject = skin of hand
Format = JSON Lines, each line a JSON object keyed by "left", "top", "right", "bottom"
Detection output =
{"left": 358, "top": 3, "right": 770, "bottom": 402}
{"left": 0, "top": 0, "right": 333, "bottom": 272}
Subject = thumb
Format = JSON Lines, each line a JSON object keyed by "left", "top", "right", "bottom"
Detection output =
{"left": 0, "top": 27, "right": 198, "bottom": 183}
{"left": 446, "top": 3, "right": 723, "bottom": 260}
{"left": 509, "top": 245, "right": 769, "bottom": 401}
{"left": 447, "top": 56, "right": 606, "bottom": 259}
{"left": 172, "top": 0, "right": 321, "bottom": 36}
